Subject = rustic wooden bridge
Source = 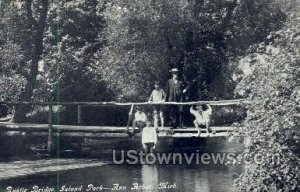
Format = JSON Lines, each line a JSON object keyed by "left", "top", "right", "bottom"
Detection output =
{"left": 0, "top": 99, "right": 247, "bottom": 152}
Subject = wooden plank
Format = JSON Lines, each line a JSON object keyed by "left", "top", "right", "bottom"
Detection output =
{"left": 161, "top": 127, "right": 236, "bottom": 132}
{"left": 1, "top": 131, "right": 236, "bottom": 139}
{"left": 159, "top": 132, "right": 238, "bottom": 138}
{"left": 0, "top": 122, "right": 128, "bottom": 132}
{"left": 0, "top": 99, "right": 249, "bottom": 106}
{"left": 0, "top": 122, "right": 237, "bottom": 133}
{"left": 25, "top": 132, "right": 132, "bottom": 138}
{"left": 0, "top": 122, "right": 49, "bottom": 132}
{"left": 0, "top": 122, "right": 240, "bottom": 140}
{"left": 172, "top": 132, "right": 231, "bottom": 138}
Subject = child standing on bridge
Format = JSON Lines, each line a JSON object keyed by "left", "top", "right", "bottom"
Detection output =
{"left": 190, "top": 104, "right": 213, "bottom": 137}
{"left": 148, "top": 81, "right": 166, "bottom": 129}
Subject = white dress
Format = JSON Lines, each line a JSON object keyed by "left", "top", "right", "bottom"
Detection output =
{"left": 142, "top": 127, "right": 157, "bottom": 144}
{"left": 190, "top": 107, "right": 212, "bottom": 125}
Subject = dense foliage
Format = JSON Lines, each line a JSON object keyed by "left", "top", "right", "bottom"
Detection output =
{"left": 233, "top": 1, "right": 300, "bottom": 190}
{"left": 0, "top": 0, "right": 112, "bottom": 122}
{"left": 0, "top": 0, "right": 299, "bottom": 190}
{"left": 0, "top": 1, "right": 27, "bottom": 101}
{"left": 96, "top": 0, "right": 285, "bottom": 101}
{"left": 0, "top": 0, "right": 286, "bottom": 121}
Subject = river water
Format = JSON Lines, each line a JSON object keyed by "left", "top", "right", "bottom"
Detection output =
{"left": 0, "top": 138, "right": 243, "bottom": 192}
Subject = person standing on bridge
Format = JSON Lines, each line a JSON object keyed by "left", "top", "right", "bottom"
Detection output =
{"left": 148, "top": 81, "right": 166, "bottom": 129}
{"left": 166, "top": 68, "right": 187, "bottom": 129}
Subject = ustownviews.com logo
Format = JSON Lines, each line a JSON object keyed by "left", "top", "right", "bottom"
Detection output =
{"left": 113, "top": 150, "right": 281, "bottom": 165}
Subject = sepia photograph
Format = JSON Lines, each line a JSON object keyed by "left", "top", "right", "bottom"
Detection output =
{"left": 0, "top": 0, "right": 299, "bottom": 191}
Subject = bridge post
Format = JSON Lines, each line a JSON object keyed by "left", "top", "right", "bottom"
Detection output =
{"left": 126, "top": 104, "right": 135, "bottom": 133}
{"left": 47, "top": 104, "right": 53, "bottom": 153}
{"left": 77, "top": 105, "right": 82, "bottom": 125}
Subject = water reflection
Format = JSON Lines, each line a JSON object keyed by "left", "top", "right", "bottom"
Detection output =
{"left": 137, "top": 160, "right": 240, "bottom": 192}
{"left": 0, "top": 161, "right": 241, "bottom": 192}
{"left": 158, "top": 164, "right": 238, "bottom": 192}
{"left": 0, "top": 140, "right": 243, "bottom": 192}
{"left": 141, "top": 165, "right": 159, "bottom": 192}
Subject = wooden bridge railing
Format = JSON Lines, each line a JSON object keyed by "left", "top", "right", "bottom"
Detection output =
{"left": 0, "top": 99, "right": 248, "bottom": 106}
{"left": 0, "top": 99, "right": 248, "bottom": 152}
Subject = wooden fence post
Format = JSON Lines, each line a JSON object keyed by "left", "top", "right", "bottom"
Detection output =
{"left": 47, "top": 104, "right": 53, "bottom": 153}
{"left": 77, "top": 105, "right": 82, "bottom": 125}
{"left": 126, "top": 104, "right": 135, "bottom": 132}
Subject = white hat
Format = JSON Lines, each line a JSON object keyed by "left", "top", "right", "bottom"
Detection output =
{"left": 170, "top": 68, "right": 179, "bottom": 73}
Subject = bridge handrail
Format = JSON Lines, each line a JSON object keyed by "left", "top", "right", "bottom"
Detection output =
{"left": 0, "top": 99, "right": 249, "bottom": 106}
{"left": 0, "top": 99, "right": 248, "bottom": 152}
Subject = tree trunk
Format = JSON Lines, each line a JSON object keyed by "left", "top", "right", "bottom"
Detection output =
{"left": 12, "top": 0, "right": 49, "bottom": 122}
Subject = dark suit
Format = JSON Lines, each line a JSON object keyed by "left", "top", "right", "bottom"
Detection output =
{"left": 166, "top": 79, "right": 183, "bottom": 102}
{"left": 166, "top": 78, "right": 184, "bottom": 128}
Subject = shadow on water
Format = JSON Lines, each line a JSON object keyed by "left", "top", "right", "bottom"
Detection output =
{"left": 0, "top": 135, "right": 243, "bottom": 192}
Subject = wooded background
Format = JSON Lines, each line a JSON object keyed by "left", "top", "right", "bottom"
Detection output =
{"left": 0, "top": 0, "right": 286, "bottom": 121}
{"left": 0, "top": 1, "right": 299, "bottom": 190}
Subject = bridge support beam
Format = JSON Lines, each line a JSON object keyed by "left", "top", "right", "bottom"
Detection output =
{"left": 77, "top": 105, "right": 82, "bottom": 125}
{"left": 47, "top": 104, "right": 53, "bottom": 153}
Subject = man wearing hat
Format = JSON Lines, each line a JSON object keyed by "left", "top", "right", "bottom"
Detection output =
{"left": 166, "top": 68, "right": 186, "bottom": 128}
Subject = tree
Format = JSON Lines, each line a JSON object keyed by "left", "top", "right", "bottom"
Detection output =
{"left": 0, "top": 0, "right": 287, "bottom": 123}
{"left": 233, "top": 1, "right": 300, "bottom": 190}
{"left": 96, "top": 0, "right": 285, "bottom": 101}
{"left": 0, "top": 1, "right": 27, "bottom": 101}
{"left": 42, "top": 0, "right": 110, "bottom": 102}
{"left": 11, "top": 0, "right": 50, "bottom": 122}
{"left": 1, "top": 0, "right": 110, "bottom": 122}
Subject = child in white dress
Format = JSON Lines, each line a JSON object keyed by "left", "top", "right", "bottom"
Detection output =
{"left": 141, "top": 121, "right": 158, "bottom": 153}
{"left": 190, "top": 104, "right": 213, "bottom": 136}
